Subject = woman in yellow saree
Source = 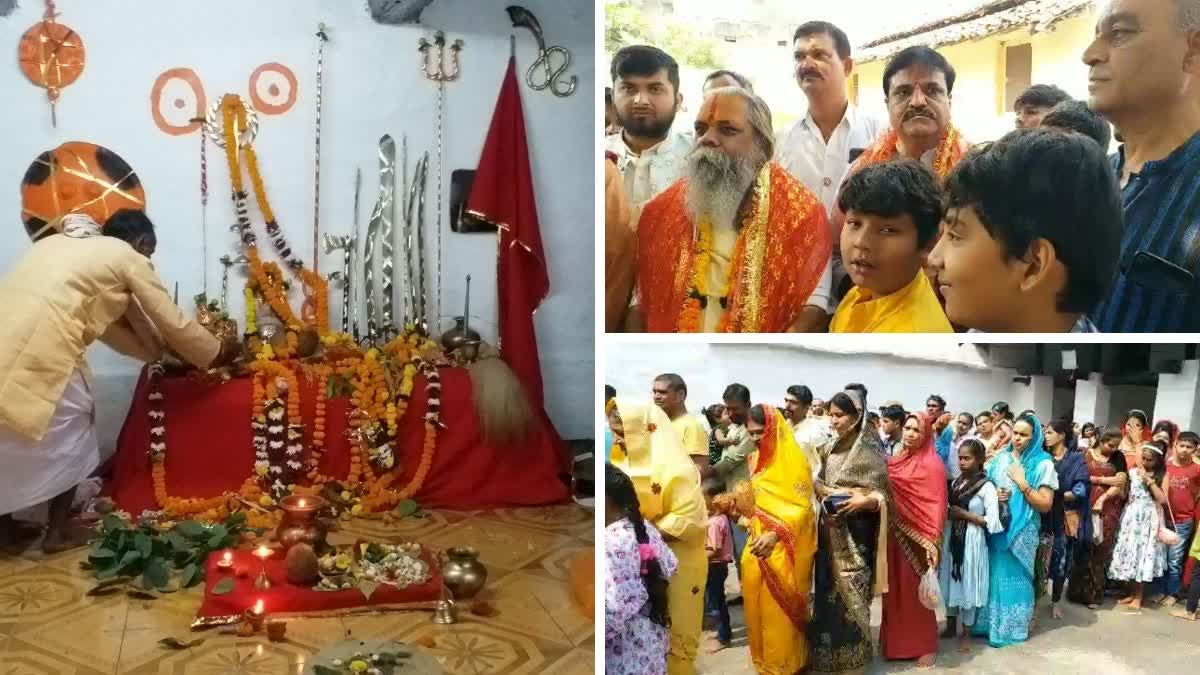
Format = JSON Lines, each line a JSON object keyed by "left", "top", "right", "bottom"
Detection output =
{"left": 736, "top": 404, "right": 818, "bottom": 675}
{"left": 608, "top": 398, "right": 708, "bottom": 675}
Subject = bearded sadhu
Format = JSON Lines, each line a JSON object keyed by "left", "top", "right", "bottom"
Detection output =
{"left": 632, "top": 87, "right": 833, "bottom": 333}
{"left": 0, "top": 210, "right": 236, "bottom": 553}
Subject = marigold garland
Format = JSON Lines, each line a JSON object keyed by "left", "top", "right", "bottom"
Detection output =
{"left": 219, "top": 94, "right": 329, "bottom": 335}
{"left": 677, "top": 219, "right": 732, "bottom": 333}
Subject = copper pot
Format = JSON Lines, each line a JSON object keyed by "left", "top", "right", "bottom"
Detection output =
{"left": 441, "top": 317, "right": 481, "bottom": 361}
{"left": 441, "top": 546, "right": 487, "bottom": 599}
{"left": 275, "top": 495, "right": 327, "bottom": 553}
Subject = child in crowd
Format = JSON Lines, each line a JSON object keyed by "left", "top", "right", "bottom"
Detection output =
{"left": 941, "top": 439, "right": 1003, "bottom": 653}
{"left": 1039, "top": 99, "right": 1112, "bottom": 149}
{"left": 605, "top": 463, "right": 678, "bottom": 675}
{"left": 927, "top": 128, "right": 1121, "bottom": 332}
{"left": 1108, "top": 441, "right": 1170, "bottom": 612}
{"left": 702, "top": 480, "right": 734, "bottom": 653}
{"left": 1171, "top": 522, "right": 1200, "bottom": 621}
{"left": 1158, "top": 432, "right": 1200, "bottom": 606}
{"left": 830, "top": 160, "right": 953, "bottom": 333}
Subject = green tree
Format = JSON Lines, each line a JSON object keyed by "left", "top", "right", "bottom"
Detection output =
{"left": 605, "top": 1, "right": 723, "bottom": 70}
{"left": 605, "top": 1, "right": 652, "bottom": 52}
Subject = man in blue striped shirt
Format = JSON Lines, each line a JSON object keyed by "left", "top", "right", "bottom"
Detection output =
{"left": 1086, "top": 0, "right": 1200, "bottom": 332}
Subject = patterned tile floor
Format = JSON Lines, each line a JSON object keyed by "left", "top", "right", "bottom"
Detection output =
{"left": 0, "top": 505, "right": 595, "bottom": 674}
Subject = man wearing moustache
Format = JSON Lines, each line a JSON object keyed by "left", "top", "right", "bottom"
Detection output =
{"left": 776, "top": 21, "right": 886, "bottom": 324}
{"left": 831, "top": 45, "right": 972, "bottom": 301}
{"left": 632, "top": 87, "right": 832, "bottom": 333}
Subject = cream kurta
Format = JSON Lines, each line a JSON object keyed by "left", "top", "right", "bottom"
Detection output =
{"left": 0, "top": 233, "right": 220, "bottom": 441}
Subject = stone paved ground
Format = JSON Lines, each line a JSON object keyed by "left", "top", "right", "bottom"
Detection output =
{"left": 698, "top": 569, "right": 1200, "bottom": 674}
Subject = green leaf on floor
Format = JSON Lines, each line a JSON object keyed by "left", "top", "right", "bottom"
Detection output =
{"left": 175, "top": 521, "right": 206, "bottom": 538}
{"left": 212, "top": 577, "right": 235, "bottom": 595}
{"left": 180, "top": 562, "right": 202, "bottom": 588}
{"left": 144, "top": 557, "right": 170, "bottom": 590}
{"left": 134, "top": 532, "right": 152, "bottom": 559}
{"left": 158, "top": 637, "right": 205, "bottom": 650}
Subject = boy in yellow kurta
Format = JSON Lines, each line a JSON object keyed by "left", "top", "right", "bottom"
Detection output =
{"left": 830, "top": 160, "right": 952, "bottom": 333}
{"left": 735, "top": 404, "right": 817, "bottom": 675}
{"left": 608, "top": 399, "right": 707, "bottom": 675}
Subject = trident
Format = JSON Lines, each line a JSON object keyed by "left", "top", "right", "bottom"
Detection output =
{"left": 418, "top": 31, "right": 463, "bottom": 81}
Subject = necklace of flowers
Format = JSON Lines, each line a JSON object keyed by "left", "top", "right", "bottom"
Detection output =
{"left": 677, "top": 219, "right": 732, "bottom": 333}
{"left": 219, "top": 95, "right": 330, "bottom": 335}
{"left": 146, "top": 364, "right": 277, "bottom": 529}
{"left": 360, "top": 358, "right": 442, "bottom": 511}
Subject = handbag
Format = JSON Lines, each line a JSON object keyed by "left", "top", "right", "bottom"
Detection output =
{"left": 1157, "top": 477, "right": 1181, "bottom": 546}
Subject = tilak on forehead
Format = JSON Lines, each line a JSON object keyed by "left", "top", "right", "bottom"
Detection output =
{"left": 698, "top": 91, "right": 748, "bottom": 126}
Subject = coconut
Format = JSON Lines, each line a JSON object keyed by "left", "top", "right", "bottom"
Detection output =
{"left": 285, "top": 543, "right": 319, "bottom": 585}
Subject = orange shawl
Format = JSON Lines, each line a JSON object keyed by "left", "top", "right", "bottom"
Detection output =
{"left": 852, "top": 125, "right": 969, "bottom": 180}
{"left": 636, "top": 162, "right": 831, "bottom": 333}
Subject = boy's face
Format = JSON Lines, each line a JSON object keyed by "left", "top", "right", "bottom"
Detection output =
{"left": 840, "top": 209, "right": 924, "bottom": 297}
{"left": 1177, "top": 440, "right": 1197, "bottom": 462}
{"left": 929, "top": 206, "right": 1025, "bottom": 331}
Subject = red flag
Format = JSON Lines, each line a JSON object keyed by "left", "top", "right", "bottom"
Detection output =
{"left": 466, "top": 57, "right": 549, "bottom": 407}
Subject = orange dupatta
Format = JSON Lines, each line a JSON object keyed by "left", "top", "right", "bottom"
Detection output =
{"left": 852, "top": 125, "right": 968, "bottom": 180}
{"left": 636, "top": 163, "right": 831, "bottom": 333}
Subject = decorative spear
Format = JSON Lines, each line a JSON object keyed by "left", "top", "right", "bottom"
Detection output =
{"left": 323, "top": 234, "right": 351, "bottom": 333}
{"left": 350, "top": 167, "right": 361, "bottom": 340}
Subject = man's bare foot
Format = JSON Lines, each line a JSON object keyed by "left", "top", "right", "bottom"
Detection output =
{"left": 1087, "top": 603, "right": 1100, "bottom": 610}
{"left": 1169, "top": 607, "right": 1197, "bottom": 621}
{"left": 704, "top": 640, "right": 730, "bottom": 654}
{"left": 957, "top": 636, "right": 972, "bottom": 654}
{"left": 1162, "top": 596, "right": 1178, "bottom": 607}
{"left": 1116, "top": 596, "right": 1134, "bottom": 605}
{"left": 41, "top": 525, "right": 90, "bottom": 554}
{"left": 1124, "top": 599, "right": 1143, "bottom": 612}
{"left": 916, "top": 653, "right": 936, "bottom": 669}
{"left": 1146, "top": 593, "right": 1165, "bottom": 604}
{"left": 1052, "top": 604, "right": 1063, "bottom": 619}
{"left": 0, "top": 521, "right": 42, "bottom": 551}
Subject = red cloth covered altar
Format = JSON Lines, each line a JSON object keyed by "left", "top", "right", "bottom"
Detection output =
{"left": 194, "top": 548, "right": 443, "bottom": 623}
{"left": 108, "top": 366, "right": 570, "bottom": 513}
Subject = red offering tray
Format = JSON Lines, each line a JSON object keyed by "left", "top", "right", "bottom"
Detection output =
{"left": 192, "top": 547, "right": 443, "bottom": 628}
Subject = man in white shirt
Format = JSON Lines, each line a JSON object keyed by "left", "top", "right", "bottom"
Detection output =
{"left": 604, "top": 45, "right": 693, "bottom": 225}
{"left": 784, "top": 384, "right": 831, "bottom": 514}
{"left": 775, "top": 21, "right": 886, "bottom": 316}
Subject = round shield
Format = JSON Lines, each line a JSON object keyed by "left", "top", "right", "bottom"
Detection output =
{"left": 20, "top": 141, "right": 146, "bottom": 240}
{"left": 18, "top": 20, "right": 85, "bottom": 97}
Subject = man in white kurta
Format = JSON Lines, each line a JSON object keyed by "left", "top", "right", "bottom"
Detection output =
{"left": 0, "top": 211, "right": 227, "bottom": 551}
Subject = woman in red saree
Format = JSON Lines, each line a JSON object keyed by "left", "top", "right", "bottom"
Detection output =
{"left": 881, "top": 412, "right": 948, "bottom": 668}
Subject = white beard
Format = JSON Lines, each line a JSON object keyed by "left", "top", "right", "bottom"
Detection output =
{"left": 684, "top": 146, "right": 764, "bottom": 228}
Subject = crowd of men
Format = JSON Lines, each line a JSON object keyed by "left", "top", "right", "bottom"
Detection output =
{"left": 603, "top": 0, "right": 1200, "bottom": 333}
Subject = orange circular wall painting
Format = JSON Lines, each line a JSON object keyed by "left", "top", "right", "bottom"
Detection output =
{"left": 151, "top": 67, "right": 207, "bottom": 136}
{"left": 20, "top": 142, "right": 146, "bottom": 240}
{"left": 248, "top": 62, "right": 298, "bottom": 115}
{"left": 18, "top": 20, "right": 85, "bottom": 97}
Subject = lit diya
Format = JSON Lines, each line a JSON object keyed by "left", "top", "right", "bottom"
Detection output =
{"left": 253, "top": 545, "right": 274, "bottom": 590}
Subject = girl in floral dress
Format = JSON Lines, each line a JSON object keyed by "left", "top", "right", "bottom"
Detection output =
{"left": 1108, "top": 442, "right": 1170, "bottom": 613}
{"left": 606, "top": 463, "right": 678, "bottom": 675}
